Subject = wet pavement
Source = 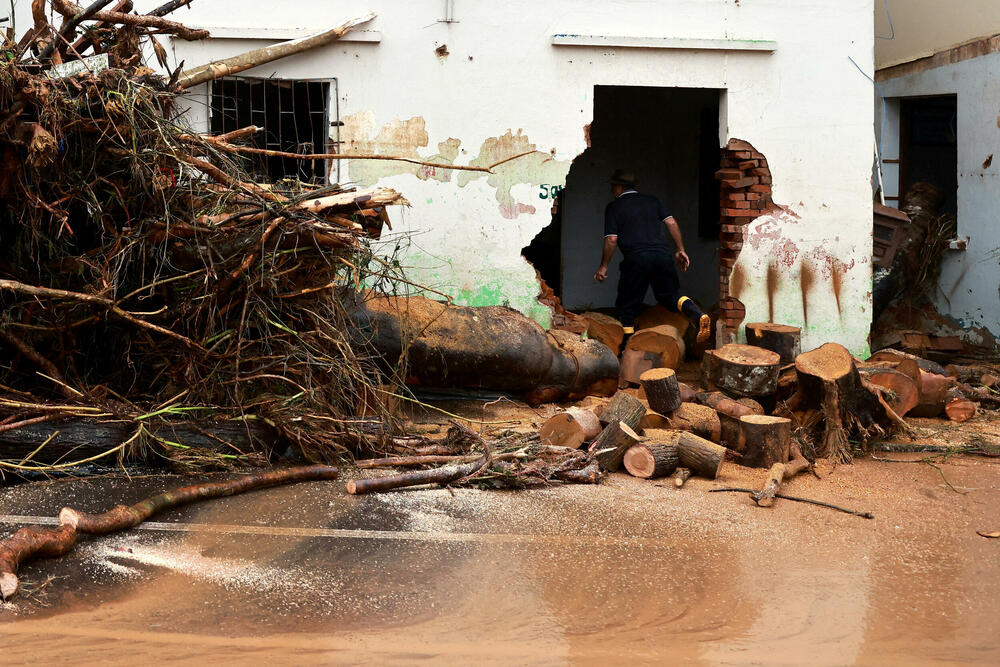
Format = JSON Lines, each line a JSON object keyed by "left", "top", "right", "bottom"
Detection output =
{"left": 1, "top": 454, "right": 999, "bottom": 665}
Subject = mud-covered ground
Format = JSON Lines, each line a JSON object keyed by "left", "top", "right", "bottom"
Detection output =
{"left": 1, "top": 397, "right": 999, "bottom": 665}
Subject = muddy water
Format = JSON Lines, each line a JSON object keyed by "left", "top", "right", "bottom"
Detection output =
{"left": 2, "top": 456, "right": 999, "bottom": 664}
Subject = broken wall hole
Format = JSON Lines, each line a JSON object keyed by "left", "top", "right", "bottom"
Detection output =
{"left": 210, "top": 77, "right": 336, "bottom": 184}
{"left": 716, "top": 138, "right": 779, "bottom": 340}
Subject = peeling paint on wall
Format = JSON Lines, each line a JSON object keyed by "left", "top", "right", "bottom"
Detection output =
{"left": 342, "top": 112, "right": 461, "bottom": 185}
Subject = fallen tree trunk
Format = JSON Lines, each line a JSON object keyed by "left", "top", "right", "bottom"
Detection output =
{"left": 1, "top": 464, "right": 339, "bottom": 600}
{"left": 178, "top": 13, "right": 375, "bottom": 88}
{"left": 528, "top": 330, "right": 620, "bottom": 404}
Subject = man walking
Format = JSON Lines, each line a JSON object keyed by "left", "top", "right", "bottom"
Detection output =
{"left": 594, "top": 169, "right": 711, "bottom": 343}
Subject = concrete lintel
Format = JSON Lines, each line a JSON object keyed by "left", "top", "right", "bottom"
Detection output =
{"left": 551, "top": 34, "right": 776, "bottom": 52}
{"left": 190, "top": 27, "right": 382, "bottom": 42}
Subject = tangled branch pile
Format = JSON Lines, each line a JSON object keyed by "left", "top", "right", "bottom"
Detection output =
{"left": 0, "top": 3, "right": 411, "bottom": 467}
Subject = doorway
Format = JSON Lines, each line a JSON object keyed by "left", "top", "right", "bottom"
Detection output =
{"left": 898, "top": 95, "right": 958, "bottom": 214}
{"left": 544, "top": 86, "right": 721, "bottom": 312}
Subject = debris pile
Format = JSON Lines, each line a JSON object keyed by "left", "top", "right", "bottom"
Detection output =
{"left": 0, "top": 3, "right": 412, "bottom": 468}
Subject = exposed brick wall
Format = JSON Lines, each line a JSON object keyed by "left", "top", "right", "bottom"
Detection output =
{"left": 716, "top": 139, "right": 778, "bottom": 341}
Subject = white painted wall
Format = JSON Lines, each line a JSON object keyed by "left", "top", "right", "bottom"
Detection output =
{"left": 15, "top": 0, "right": 876, "bottom": 353}
{"left": 876, "top": 0, "right": 1000, "bottom": 68}
{"left": 877, "top": 53, "right": 1000, "bottom": 341}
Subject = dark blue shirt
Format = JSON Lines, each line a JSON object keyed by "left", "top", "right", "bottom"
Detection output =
{"left": 604, "top": 191, "right": 673, "bottom": 255}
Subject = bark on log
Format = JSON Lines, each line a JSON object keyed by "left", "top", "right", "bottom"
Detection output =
{"left": 859, "top": 367, "right": 919, "bottom": 417}
{"left": 626, "top": 324, "right": 686, "bottom": 369}
{"left": 675, "top": 431, "right": 727, "bottom": 479}
{"left": 553, "top": 461, "right": 603, "bottom": 484}
{"left": 640, "top": 367, "right": 682, "bottom": 415}
{"left": 945, "top": 398, "right": 977, "bottom": 423}
{"left": 668, "top": 402, "right": 722, "bottom": 443}
{"left": 539, "top": 407, "right": 602, "bottom": 449}
{"left": 346, "top": 456, "right": 487, "bottom": 495}
{"left": 623, "top": 438, "right": 680, "bottom": 479}
{"left": 752, "top": 443, "right": 809, "bottom": 507}
{"left": 529, "top": 329, "right": 620, "bottom": 404}
{"left": 582, "top": 312, "right": 625, "bottom": 356}
{"left": 640, "top": 409, "right": 670, "bottom": 430}
{"left": 588, "top": 421, "right": 642, "bottom": 472}
{"left": 178, "top": 13, "right": 375, "bottom": 88}
{"left": 738, "top": 415, "right": 792, "bottom": 468}
{"left": 867, "top": 348, "right": 948, "bottom": 376}
{"left": 598, "top": 391, "right": 646, "bottom": 429}
{"left": 694, "top": 390, "right": 761, "bottom": 448}
{"left": 745, "top": 323, "right": 801, "bottom": 365}
{"left": 673, "top": 467, "right": 692, "bottom": 488}
{"left": 678, "top": 382, "right": 697, "bottom": 403}
{"left": 1, "top": 465, "right": 339, "bottom": 600}
{"left": 701, "top": 344, "right": 781, "bottom": 397}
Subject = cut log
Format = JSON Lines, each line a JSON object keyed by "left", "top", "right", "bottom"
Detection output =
{"left": 588, "top": 421, "right": 642, "bottom": 472}
{"left": 738, "top": 415, "right": 792, "bottom": 468}
{"left": 598, "top": 390, "right": 646, "bottom": 430}
{"left": 675, "top": 432, "right": 727, "bottom": 479}
{"left": 859, "top": 367, "right": 920, "bottom": 417}
{"left": 867, "top": 348, "right": 949, "bottom": 376}
{"left": 701, "top": 344, "right": 781, "bottom": 397}
{"left": 752, "top": 443, "right": 809, "bottom": 507}
{"left": 539, "top": 407, "right": 602, "bottom": 448}
{"left": 668, "top": 402, "right": 722, "bottom": 443}
{"left": 582, "top": 312, "right": 625, "bottom": 355}
{"left": 623, "top": 437, "right": 680, "bottom": 479}
{"left": 636, "top": 305, "right": 690, "bottom": 336}
{"left": 673, "top": 467, "right": 692, "bottom": 488}
{"left": 945, "top": 398, "right": 977, "bottom": 423}
{"left": 1, "top": 465, "right": 339, "bottom": 600}
{"left": 640, "top": 367, "right": 682, "bottom": 415}
{"left": 619, "top": 348, "right": 661, "bottom": 386}
{"left": 678, "top": 382, "right": 697, "bottom": 403}
{"left": 626, "top": 325, "right": 686, "bottom": 370}
{"left": 694, "top": 391, "right": 760, "bottom": 448}
{"left": 745, "top": 323, "right": 801, "bottom": 365}
{"left": 908, "top": 369, "right": 955, "bottom": 417}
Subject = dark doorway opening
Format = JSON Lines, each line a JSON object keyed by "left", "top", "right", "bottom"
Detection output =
{"left": 899, "top": 95, "right": 958, "bottom": 214}
{"left": 542, "top": 86, "right": 721, "bottom": 313}
{"left": 210, "top": 78, "right": 332, "bottom": 184}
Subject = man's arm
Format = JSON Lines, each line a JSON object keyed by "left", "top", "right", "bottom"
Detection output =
{"left": 664, "top": 217, "right": 690, "bottom": 271}
{"left": 594, "top": 235, "right": 617, "bottom": 282}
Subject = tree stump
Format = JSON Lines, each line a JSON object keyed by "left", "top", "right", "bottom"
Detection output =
{"left": 738, "top": 415, "right": 792, "bottom": 468}
{"left": 795, "top": 342, "right": 877, "bottom": 461}
{"left": 668, "top": 402, "right": 722, "bottom": 443}
{"left": 945, "top": 398, "right": 977, "bottom": 422}
{"left": 701, "top": 344, "right": 780, "bottom": 397}
{"left": 626, "top": 324, "right": 686, "bottom": 370}
{"left": 673, "top": 467, "right": 692, "bottom": 487}
{"left": 623, "top": 433, "right": 680, "bottom": 479}
{"left": 539, "top": 407, "right": 602, "bottom": 448}
{"left": 745, "top": 323, "right": 801, "bottom": 364}
{"left": 588, "top": 421, "right": 642, "bottom": 472}
{"left": 675, "top": 432, "right": 727, "bottom": 479}
{"left": 582, "top": 312, "right": 625, "bottom": 355}
{"left": 640, "top": 368, "right": 683, "bottom": 415}
{"left": 598, "top": 390, "right": 646, "bottom": 430}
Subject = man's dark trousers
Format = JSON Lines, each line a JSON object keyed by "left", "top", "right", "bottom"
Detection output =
{"left": 616, "top": 249, "right": 680, "bottom": 329}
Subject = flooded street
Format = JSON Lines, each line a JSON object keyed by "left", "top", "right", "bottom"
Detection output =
{"left": 2, "top": 455, "right": 999, "bottom": 665}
